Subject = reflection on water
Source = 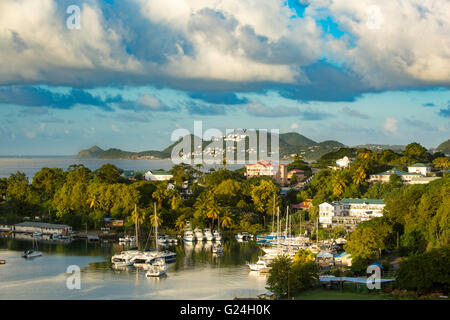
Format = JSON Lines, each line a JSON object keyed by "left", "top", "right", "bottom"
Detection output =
{"left": 0, "top": 237, "right": 267, "bottom": 300}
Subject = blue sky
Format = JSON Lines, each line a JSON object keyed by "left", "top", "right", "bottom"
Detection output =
{"left": 0, "top": 0, "right": 449, "bottom": 155}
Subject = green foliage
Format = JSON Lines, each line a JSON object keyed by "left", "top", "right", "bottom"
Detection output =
{"left": 266, "top": 254, "right": 293, "bottom": 297}
{"left": 267, "top": 252, "right": 319, "bottom": 298}
{"left": 94, "top": 164, "right": 122, "bottom": 183}
{"left": 344, "top": 218, "right": 394, "bottom": 260}
{"left": 396, "top": 246, "right": 450, "bottom": 295}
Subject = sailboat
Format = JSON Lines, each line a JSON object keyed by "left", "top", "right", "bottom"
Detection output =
{"left": 22, "top": 233, "right": 42, "bottom": 258}
{"left": 151, "top": 203, "right": 176, "bottom": 265}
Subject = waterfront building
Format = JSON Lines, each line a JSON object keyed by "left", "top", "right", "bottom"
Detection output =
{"left": 14, "top": 222, "right": 72, "bottom": 235}
{"left": 319, "top": 198, "right": 385, "bottom": 228}
{"left": 144, "top": 170, "right": 174, "bottom": 181}
{"left": 245, "top": 161, "right": 287, "bottom": 185}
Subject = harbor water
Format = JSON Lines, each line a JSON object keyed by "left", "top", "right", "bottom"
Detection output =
{"left": 0, "top": 237, "right": 267, "bottom": 300}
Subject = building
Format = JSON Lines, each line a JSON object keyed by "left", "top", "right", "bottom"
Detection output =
{"left": 407, "top": 163, "right": 431, "bottom": 176}
{"left": 245, "top": 161, "right": 288, "bottom": 185}
{"left": 368, "top": 168, "right": 422, "bottom": 184}
{"left": 319, "top": 198, "right": 385, "bottom": 228}
{"left": 287, "top": 169, "right": 307, "bottom": 183}
{"left": 14, "top": 222, "right": 72, "bottom": 235}
{"left": 144, "top": 170, "right": 174, "bottom": 181}
{"left": 336, "top": 156, "right": 352, "bottom": 168}
{"left": 292, "top": 199, "right": 312, "bottom": 211}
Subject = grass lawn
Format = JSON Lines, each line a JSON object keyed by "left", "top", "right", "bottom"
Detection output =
{"left": 292, "top": 289, "right": 388, "bottom": 300}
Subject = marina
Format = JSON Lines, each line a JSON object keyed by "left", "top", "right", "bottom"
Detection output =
{"left": 0, "top": 236, "right": 267, "bottom": 300}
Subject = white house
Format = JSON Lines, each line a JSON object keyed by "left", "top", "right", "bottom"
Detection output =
{"left": 144, "top": 170, "right": 173, "bottom": 181}
{"left": 336, "top": 156, "right": 352, "bottom": 168}
{"left": 318, "top": 202, "right": 344, "bottom": 226}
{"left": 407, "top": 163, "right": 431, "bottom": 176}
{"left": 319, "top": 198, "right": 385, "bottom": 228}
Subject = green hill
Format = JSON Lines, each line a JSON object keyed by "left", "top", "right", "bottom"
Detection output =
{"left": 436, "top": 139, "right": 450, "bottom": 153}
{"left": 77, "top": 146, "right": 104, "bottom": 158}
{"left": 76, "top": 132, "right": 346, "bottom": 161}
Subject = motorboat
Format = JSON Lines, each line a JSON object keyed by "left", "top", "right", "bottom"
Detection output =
{"left": 194, "top": 228, "right": 205, "bottom": 241}
{"left": 119, "top": 235, "right": 136, "bottom": 243}
{"left": 145, "top": 258, "right": 167, "bottom": 277}
{"left": 213, "top": 230, "right": 222, "bottom": 241}
{"left": 157, "top": 236, "right": 167, "bottom": 245}
{"left": 247, "top": 259, "right": 270, "bottom": 272}
{"left": 111, "top": 250, "right": 139, "bottom": 267}
{"left": 204, "top": 228, "right": 214, "bottom": 241}
{"left": 184, "top": 230, "right": 195, "bottom": 242}
{"left": 22, "top": 249, "right": 42, "bottom": 258}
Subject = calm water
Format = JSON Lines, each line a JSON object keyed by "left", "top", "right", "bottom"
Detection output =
{"left": 0, "top": 237, "right": 267, "bottom": 300}
{"left": 0, "top": 157, "right": 246, "bottom": 179}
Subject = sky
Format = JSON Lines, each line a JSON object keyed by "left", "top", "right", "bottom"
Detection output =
{"left": 0, "top": 0, "right": 449, "bottom": 155}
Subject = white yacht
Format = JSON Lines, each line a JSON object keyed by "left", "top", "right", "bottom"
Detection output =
{"left": 157, "top": 236, "right": 167, "bottom": 245}
{"left": 213, "top": 230, "right": 222, "bottom": 241}
{"left": 247, "top": 259, "right": 270, "bottom": 272}
{"left": 119, "top": 235, "right": 136, "bottom": 243}
{"left": 22, "top": 249, "right": 42, "bottom": 258}
{"left": 204, "top": 228, "right": 214, "bottom": 241}
{"left": 111, "top": 250, "right": 140, "bottom": 267}
{"left": 194, "top": 228, "right": 205, "bottom": 241}
{"left": 184, "top": 230, "right": 195, "bottom": 242}
{"left": 145, "top": 258, "right": 167, "bottom": 277}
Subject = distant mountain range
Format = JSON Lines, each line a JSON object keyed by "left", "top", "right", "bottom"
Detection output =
{"left": 77, "top": 133, "right": 450, "bottom": 161}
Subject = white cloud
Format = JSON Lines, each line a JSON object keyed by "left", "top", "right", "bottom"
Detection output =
{"left": 383, "top": 117, "right": 398, "bottom": 134}
{"left": 315, "top": 0, "right": 450, "bottom": 88}
{"left": 111, "top": 124, "right": 119, "bottom": 133}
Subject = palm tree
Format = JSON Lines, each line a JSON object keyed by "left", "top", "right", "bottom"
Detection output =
{"left": 221, "top": 215, "right": 232, "bottom": 230}
{"left": 333, "top": 174, "right": 347, "bottom": 196}
{"left": 206, "top": 195, "right": 220, "bottom": 229}
{"left": 352, "top": 167, "right": 367, "bottom": 185}
{"left": 87, "top": 196, "right": 100, "bottom": 211}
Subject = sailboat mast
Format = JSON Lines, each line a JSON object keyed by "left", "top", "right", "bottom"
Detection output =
{"left": 277, "top": 206, "right": 280, "bottom": 248}
{"left": 154, "top": 202, "right": 158, "bottom": 252}
{"left": 271, "top": 193, "right": 275, "bottom": 235}
{"left": 134, "top": 204, "right": 139, "bottom": 249}
{"left": 285, "top": 207, "right": 288, "bottom": 239}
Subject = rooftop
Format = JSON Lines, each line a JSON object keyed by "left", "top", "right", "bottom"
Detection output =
{"left": 15, "top": 222, "right": 71, "bottom": 229}
{"left": 374, "top": 167, "right": 417, "bottom": 176}
{"left": 341, "top": 198, "right": 385, "bottom": 205}
{"left": 148, "top": 170, "right": 173, "bottom": 176}
{"left": 409, "top": 163, "right": 430, "bottom": 168}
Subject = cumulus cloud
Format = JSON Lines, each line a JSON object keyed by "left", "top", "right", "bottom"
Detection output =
{"left": 314, "top": 0, "right": 450, "bottom": 88}
{"left": 115, "top": 94, "right": 176, "bottom": 112}
{"left": 0, "top": 0, "right": 448, "bottom": 104}
{"left": 341, "top": 106, "right": 369, "bottom": 119}
{"left": 383, "top": 117, "right": 398, "bottom": 134}
{"left": 246, "top": 101, "right": 329, "bottom": 120}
